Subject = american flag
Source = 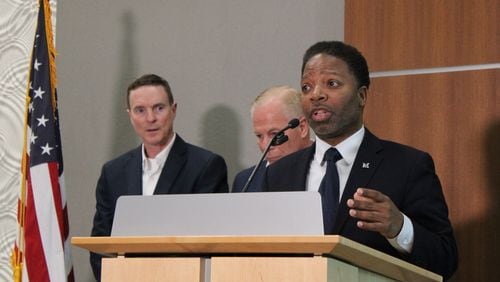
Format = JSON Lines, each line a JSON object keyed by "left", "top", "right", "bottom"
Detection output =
{"left": 11, "top": 0, "right": 74, "bottom": 281}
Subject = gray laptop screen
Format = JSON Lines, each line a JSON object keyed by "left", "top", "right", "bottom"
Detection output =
{"left": 111, "top": 191, "right": 324, "bottom": 236}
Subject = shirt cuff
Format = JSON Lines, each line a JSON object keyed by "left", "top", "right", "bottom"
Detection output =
{"left": 387, "top": 213, "right": 414, "bottom": 254}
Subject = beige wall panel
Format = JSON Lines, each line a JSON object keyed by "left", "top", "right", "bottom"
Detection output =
{"left": 364, "top": 69, "right": 500, "bottom": 281}
{"left": 345, "top": 0, "right": 499, "bottom": 71}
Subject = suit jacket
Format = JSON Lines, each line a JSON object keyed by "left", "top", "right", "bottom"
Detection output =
{"left": 232, "top": 161, "right": 266, "bottom": 192}
{"left": 263, "top": 129, "right": 457, "bottom": 280}
{"left": 90, "top": 135, "right": 228, "bottom": 280}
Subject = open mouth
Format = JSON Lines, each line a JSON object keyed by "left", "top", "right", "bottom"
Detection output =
{"left": 311, "top": 108, "right": 332, "bottom": 122}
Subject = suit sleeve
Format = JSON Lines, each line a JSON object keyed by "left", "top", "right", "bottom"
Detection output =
{"left": 193, "top": 153, "right": 229, "bottom": 193}
{"left": 89, "top": 165, "right": 114, "bottom": 281}
{"left": 232, "top": 171, "right": 246, "bottom": 192}
{"left": 403, "top": 152, "right": 458, "bottom": 280}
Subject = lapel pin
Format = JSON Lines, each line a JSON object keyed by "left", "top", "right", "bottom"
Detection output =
{"left": 362, "top": 162, "right": 370, "bottom": 169}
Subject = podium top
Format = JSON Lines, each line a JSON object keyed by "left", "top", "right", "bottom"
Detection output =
{"left": 72, "top": 235, "right": 441, "bottom": 282}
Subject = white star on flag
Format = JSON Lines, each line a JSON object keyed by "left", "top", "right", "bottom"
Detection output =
{"left": 34, "top": 58, "right": 42, "bottom": 70}
{"left": 37, "top": 115, "right": 49, "bottom": 127}
{"left": 40, "top": 142, "right": 54, "bottom": 155}
{"left": 33, "top": 87, "right": 45, "bottom": 99}
{"left": 31, "top": 133, "right": 38, "bottom": 144}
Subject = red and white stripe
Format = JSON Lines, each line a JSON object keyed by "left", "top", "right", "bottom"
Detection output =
{"left": 18, "top": 130, "right": 73, "bottom": 281}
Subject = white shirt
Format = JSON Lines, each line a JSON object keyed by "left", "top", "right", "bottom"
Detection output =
{"left": 306, "top": 126, "right": 414, "bottom": 253}
{"left": 306, "top": 127, "right": 365, "bottom": 195}
{"left": 141, "top": 133, "right": 176, "bottom": 196}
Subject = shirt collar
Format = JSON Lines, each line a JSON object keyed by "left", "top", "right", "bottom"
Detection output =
{"left": 315, "top": 126, "right": 365, "bottom": 166}
{"left": 142, "top": 133, "right": 176, "bottom": 173}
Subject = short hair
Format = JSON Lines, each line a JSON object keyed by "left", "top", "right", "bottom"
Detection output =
{"left": 127, "top": 74, "right": 174, "bottom": 108}
{"left": 251, "top": 85, "right": 303, "bottom": 119}
{"left": 301, "top": 41, "right": 370, "bottom": 89}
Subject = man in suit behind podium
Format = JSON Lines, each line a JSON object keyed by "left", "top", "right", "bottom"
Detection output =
{"left": 90, "top": 74, "right": 229, "bottom": 280}
{"left": 232, "top": 86, "right": 312, "bottom": 192}
{"left": 263, "top": 41, "right": 457, "bottom": 279}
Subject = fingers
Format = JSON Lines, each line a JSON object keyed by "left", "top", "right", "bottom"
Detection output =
{"left": 347, "top": 188, "right": 387, "bottom": 211}
{"left": 349, "top": 208, "right": 381, "bottom": 221}
{"left": 347, "top": 187, "right": 403, "bottom": 238}
{"left": 348, "top": 202, "right": 391, "bottom": 227}
{"left": 355, "top": 220, "right": 385, "bottom": 230}
{"left": 353, "top": 188, "right": 386, "bottom": 202}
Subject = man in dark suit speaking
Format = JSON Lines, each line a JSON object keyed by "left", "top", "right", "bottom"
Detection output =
{"left": 263, "top": 41, "right": 457, "bottom": 279}
{"left": 89, "top": 74, "right": 229, "bottom": 280}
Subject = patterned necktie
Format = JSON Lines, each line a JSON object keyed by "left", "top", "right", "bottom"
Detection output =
{"left": 318, "top": 147, "right": 343, "bottom": 234}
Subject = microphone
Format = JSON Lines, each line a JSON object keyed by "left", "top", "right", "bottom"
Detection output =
{"left": 239, "top": 118, "right": 300, "bottom": 193}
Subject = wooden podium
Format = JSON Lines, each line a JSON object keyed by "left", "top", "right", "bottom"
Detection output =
{"left": 72, "top": 235, "right": 441, "bottom": 282}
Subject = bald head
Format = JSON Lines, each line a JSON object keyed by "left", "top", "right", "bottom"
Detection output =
{"left": 251, "top": 86, "right": 303, "bottom": 120}
{"left": 251, "top": 85, "right": 312, "bottom": 164}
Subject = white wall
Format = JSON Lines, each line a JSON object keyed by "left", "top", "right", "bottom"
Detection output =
{"left": 56, "top": 1, "right": 344, "bottom": 280}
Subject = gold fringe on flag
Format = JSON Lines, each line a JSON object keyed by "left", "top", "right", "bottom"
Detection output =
{"left": 10, "top": 56, "right": 32, "bottom": 282}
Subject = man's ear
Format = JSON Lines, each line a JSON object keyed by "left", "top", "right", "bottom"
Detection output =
{"left": 358, "top": 86, "right": 368, "bottom": 107}
{"left": 299, "top": 116, "right": 309, "bottom": 138}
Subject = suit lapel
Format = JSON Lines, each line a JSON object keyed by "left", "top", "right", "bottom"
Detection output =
{"left": 154, "top": 135, "right": 187, "bottom": 194}
{"left": 288, "top": 145, "right": 315, "bottom": 191}
{"left": 299, "top": 145, "right": 316, "bottom": 190}
{"left": 333, "top": 130, "right": 384, "bottom": 233}
{"left": 125, "top": 146, "right": 143, "bottom": 195}
{"left": 249, "top": 162, "right": 267, "bottom": 192}
{"left": 264, "top": 144, "right": 314, "bottom": 192}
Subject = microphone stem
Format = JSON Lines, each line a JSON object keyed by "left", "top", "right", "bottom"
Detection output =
{"left": 240, "top": 134, "right": 277, "bottom": 193}
{"left": 238, "top": 118, "right": 298, "bottom": 193}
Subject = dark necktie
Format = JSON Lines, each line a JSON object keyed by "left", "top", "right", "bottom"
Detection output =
{"left": 318, "top": 147, "right": 343, "bottom": 234}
